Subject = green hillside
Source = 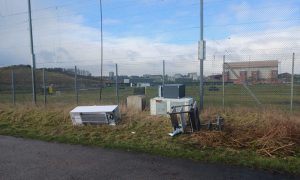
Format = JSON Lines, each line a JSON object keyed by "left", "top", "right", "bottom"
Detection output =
{"left": 0, "top": 65, "right": 101, "bottom": 92}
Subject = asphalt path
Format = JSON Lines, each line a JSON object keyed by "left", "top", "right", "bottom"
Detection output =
{"left": 0, "top": 135, "right": 298, "bottom": 180}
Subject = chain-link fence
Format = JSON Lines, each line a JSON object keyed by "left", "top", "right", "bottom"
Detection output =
{"left": 0, "top": 0, "right": 299, "bottom": 112}
{"left": 0, "top": 53, "right": 299, "bottom": 112}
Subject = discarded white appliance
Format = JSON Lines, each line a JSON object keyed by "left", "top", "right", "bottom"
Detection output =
{"left": 167, "top": 101, "right": 224, "bottom": 137}
{"left": 150, "top": 97, "right": 193, "bottom": 115}
{"left": 70, "top": 105, "right": 120, "bottom": 125}
{"left": 167, "top": 102, "right": 200, "bottom": 137}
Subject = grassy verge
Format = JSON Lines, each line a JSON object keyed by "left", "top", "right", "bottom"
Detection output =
{"left": 0, "top": 105, "right": 299, "bottom": 174}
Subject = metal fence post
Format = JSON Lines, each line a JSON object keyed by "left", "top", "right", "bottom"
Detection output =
{"left": 99, "top": 0, "right": 104, "bottom": 103}
{"left": 115, "top": 64, "right": 119, "bottom": 106}
{"left": 11, "top": 70, "right": 15, "bottom": 105}
{"left": 222, "top": 55, "right": 225, "bottom": 109}
{"left": 291, "top": 52, "right": 295, "bottom": 112}
{"left": 43, "top": 68, "right": 47, "bottom": 106}
{"left": 75, "top": 66, "right": 78, "bottom": 105}
{"left": 163, "top": 60, "right": 165, "bottom": 86}
{"left": 115, "top": 63, "right": 121, "bottom": 119}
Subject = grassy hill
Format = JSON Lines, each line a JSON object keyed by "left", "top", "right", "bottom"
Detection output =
{"left": 0, "top": 65, "right": 102, "bottom": 92}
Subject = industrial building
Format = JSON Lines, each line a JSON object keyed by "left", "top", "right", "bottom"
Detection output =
{"left": 224, "top": 60, "right": 279, "bottom": 84}
{"left": 109, "top": 72, "right": 114, "bottom": 80}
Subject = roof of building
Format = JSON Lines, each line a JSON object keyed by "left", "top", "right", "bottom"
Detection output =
{"left": 225, "top": 60, "right": 278, "bottom": 69}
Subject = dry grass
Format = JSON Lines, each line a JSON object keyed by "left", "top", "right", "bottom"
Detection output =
{"left": 182, "top": 106, "right": 300, "bottom": 157}
{"left": 1, "top": 104, "right": 299, "bottom": 157}
{"left": 0, "top": 104, "right": 299, "bottom": 173}
{"left": 0, "top": 103, "right": 173, "bottom": 150}
{"left": 0, "top": 105, "right": 300, "bottom": 157}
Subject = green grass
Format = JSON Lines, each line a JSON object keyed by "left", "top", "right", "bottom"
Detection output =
{"left": 1, "top": 84, "right": 299, "bottom": 111}
{"left": 0, "top": 105, "right": 299, "bottom": 174}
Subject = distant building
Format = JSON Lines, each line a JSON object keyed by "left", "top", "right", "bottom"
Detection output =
{"left": 207, "top": 74, "right": 222, "bottom": 81}
{"left": 142, "top": 74, "right": 151, "bottom": 78}
{"left": 174, "top": 73, "right": 183, "bottom": 79}
{"left": 109, "top": 72, "right": 114, "bottom": 80}
{"left": 130, "top": 77, "right": 153, "bottom": 84}
{"left": 137, "top": 83, "right": 151, "bottom": 87}
{"left": 278, "top": 73, "right": 291, "bottom": 83}
{"left": 188, "top": 72, "right": 198, "bottom": 81}
{"left": 150, "top": 75, "right": 162, "bottom": 81}
{"left": 224, "top": 60, "right": 278, "bottom": 84}
{"left": 168, "top": 73, "right": 196, "bottom": 82}
{"left": 143, "top": 74, "right": 162, "bottom": 82}
{"left": 130, "top": 75, "right": 139, "bottom": 79}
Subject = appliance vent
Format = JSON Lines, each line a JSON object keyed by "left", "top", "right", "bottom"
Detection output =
{"left": 81, "top": 113, "right": 107, "bottom": 124}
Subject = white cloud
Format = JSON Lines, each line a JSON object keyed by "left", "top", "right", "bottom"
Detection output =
{"left": 0, "top": 0, "right": 299, "bottom": 77}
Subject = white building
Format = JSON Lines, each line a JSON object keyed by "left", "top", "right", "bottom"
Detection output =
{"left": 188, "top": 72, "right": 198, "bottom": 81}
{"left": 137, "top": 83, "right": 151, "bottom": 87}
{"left": 224, "top": 60, "right": 279, "bottom": 84}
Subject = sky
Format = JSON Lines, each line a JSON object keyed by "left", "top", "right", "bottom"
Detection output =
{"left": 0, "top": 0, "right": 299, "bottom": 76}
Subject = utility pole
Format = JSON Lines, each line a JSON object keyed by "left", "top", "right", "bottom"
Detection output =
{"left": 99, "top": 0, "right": 104, "bottom": 102}
{"left": 291, "top": 52, "right": 295, "bottom": 112}
{"left": 198, "top": 0, "right": 205, "bottom": 111}
{"left": 27, "top": 0, "right": 36, "bottom": 104}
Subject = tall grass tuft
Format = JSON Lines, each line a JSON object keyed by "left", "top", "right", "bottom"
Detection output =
{"left": 184, "top": 106, "right": 300, "bottom": 157}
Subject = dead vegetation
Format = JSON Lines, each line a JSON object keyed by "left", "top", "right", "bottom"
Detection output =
{"left": 183, "top": 107, "right": 300, "bottom": 157}
{"left": 0, "top": 104, "right": 299, "bottom": 159}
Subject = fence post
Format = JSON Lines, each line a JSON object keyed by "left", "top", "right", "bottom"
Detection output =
{"left": 222, "top": 55, "right": 225, "bottom": 109}
{"left": 99, "top": 0, "right": 103, "bottom": 103}
{"left": 11, "top": 70, "right": 15, "bottom": 105}
{"left": 43, "top": 68, "right": 47, "bottom": 106}
{"left": 290, "top": 53, "right": 295, "bottom": 113}
{"left": 162, "top": 60, "right": 165, "bottom": 86}
{"left": 75, "top": 66, "right": 78, "bottom": 105}
{"left": 115, "top": 64, "right": 121, "bottom": 119}
{"left": 115, "top": 64, "right": 119, "bottom": 106}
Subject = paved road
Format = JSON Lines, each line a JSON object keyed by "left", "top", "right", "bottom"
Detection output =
{"left": 0, "top": 136, "right": 298, "bottom": 180}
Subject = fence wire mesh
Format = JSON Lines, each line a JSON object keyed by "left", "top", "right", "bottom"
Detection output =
{"left": 0, "top": 56, "right": 299, "bottom": 112}
{"left": 0, "top": 0, "right": 299, "bottom": 112}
